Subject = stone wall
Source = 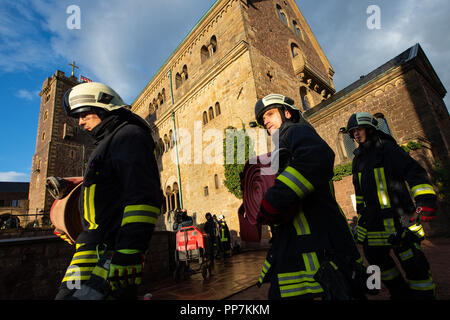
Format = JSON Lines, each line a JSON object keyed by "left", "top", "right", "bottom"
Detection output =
{"left": 0, "top": 230, "right": 176, "bottom": 300}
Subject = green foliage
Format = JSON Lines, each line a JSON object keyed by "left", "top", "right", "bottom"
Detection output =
{"left": 431, "top": 159, "right": 450, "bottom": 205}
{"left": 401, "top": 141, "right": 423, "bottom": 153}
{"left": 222, "top": 125, "right": 255, "bottom": 199}
{"left": 333, "top": 162, "right": 353, "bottom": 181}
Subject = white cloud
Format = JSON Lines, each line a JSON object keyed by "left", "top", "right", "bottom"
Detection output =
{"left": 30, "top": 0, "right": 215, "bottom": 102}
{"left": 0, "top": 0, "right": 58, "bottom": 73}
{"left": 16, "top": 89, "right": 40, "bottom": 100}
{"left": 0, "top": 171, "right": 30, "bottom": 182}
{"left": 298, "top": 0, "right": 450, "bottom": 109}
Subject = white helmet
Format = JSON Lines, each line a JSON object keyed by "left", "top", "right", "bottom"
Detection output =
{"left": 218, "top": 214, "right": 225, "bottom": 220}
{"left": 346, "top": 112, "right": 379, "bottom": 138}
{"left": 63, "top": 82, "right": 128, "bottom": 117}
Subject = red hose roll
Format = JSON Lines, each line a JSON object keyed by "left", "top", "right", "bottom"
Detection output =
{"left": 238, "top": 153, "right": 276, "bottom": 242}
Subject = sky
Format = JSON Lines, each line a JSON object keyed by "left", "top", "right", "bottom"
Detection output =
{"left": 0, "top": 0, "right": 449, "bottom": 182}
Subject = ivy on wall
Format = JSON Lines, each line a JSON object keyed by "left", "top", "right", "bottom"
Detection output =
{"left": 332, "top": 162, "right": 353, "bottom": 181}
{"left": 401, "top": 141, "right": 423, "bottom": 153}
{"left": 222, "top": 125, "right": 255, "bottom": 199}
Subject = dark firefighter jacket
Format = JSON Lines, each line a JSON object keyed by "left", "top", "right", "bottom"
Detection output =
{"left": 352, "top": 132, "right": 437, "bottom": 245}
{"left": 259, "top": 121, "right": 361, "bottom": 298}
{"left": 77, "top": 109, "right": 164, "bottom": 252}
{"left": 219, "top": 221, "right": 231, "bottom": 244}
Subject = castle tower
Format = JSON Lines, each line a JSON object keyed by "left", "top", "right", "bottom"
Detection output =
{"left": 131, "top": 0, "right": 335, "bottom": 235}
{"left": 28, "top": 70, "right": 94, "bottom": 217}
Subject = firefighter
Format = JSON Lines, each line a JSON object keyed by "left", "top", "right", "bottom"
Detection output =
{"left": 218, "top": 214, "right": 231, "bottom": 260}
{"left": 204, "top": 212, "right": 218, "bottom": 267}
{"left": 347, "top": 112, "right": 437, "bottom": 299}
{"left": 55, "top": 82, "right": 163, "bottom": 300}
{"left": 254, "top": 94, "right": 365, "bottom": 300}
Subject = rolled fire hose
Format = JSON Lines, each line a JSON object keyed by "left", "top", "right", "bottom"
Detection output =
{"left": 238, "top": 153, "right": 277, "bottom": 242}
{"left": 47, "top": 177, "right": 84, "bottom": 243}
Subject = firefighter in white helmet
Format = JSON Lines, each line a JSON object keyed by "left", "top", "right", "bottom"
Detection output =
{"left": 253, "top": 94, "right": 366, "bottom": 300}
{"left": 55, "top": 82, "right": 163, "bottom": 300}
{"left": 347, "top": 112, "right": 437, "bottom": 299}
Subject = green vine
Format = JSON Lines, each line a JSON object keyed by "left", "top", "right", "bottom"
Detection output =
{"left": 332, "top": 162, "right": 353, "bottom": 181}
{"left": 431, "top": 159, "right": 450, "bottom": 205}
{"left": 222, "top": 124, "right": 255, "bottom": 199}
{"left": 401, "top": 141, "right": 423, "bottom": 153}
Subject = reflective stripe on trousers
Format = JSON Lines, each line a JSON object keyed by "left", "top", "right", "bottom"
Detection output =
{"left": 277, "top": 252, "right": 323, "bottom": 298}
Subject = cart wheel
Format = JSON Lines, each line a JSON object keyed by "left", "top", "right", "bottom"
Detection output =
{"left": 201, "top": 264, "right": 208, "bottom": 280}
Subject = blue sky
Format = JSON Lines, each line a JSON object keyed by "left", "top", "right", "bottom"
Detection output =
{"left": 0, "top": 0, "right": 449, "bottom": 182}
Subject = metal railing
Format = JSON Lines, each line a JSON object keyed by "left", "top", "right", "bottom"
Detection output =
{"left": 0, "top": 208, "right": 51, "bottom": 230}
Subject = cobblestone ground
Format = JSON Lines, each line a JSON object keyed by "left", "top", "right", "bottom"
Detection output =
{"left": 227, "top": 237, "right": 450, "bottom": 300}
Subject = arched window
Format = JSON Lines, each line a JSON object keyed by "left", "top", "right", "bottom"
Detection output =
{"left": 291, "top": 43, "right": 300, "bottom": 57}
{"left": 203, "top": 111, "right": 208, "bottom": 125}
{"left": 214, "top": 174, "right": 220, "bottom": 189}
{"left": 338, "top": 131, "right": 357, "bottom": 160}
{"left": 158, "top": 92, "right": 163, "bottom": 106}
{"left": 158, "top": 138, "right": 164, "bottom": 157}
{"left": 208, "top": 106, "right": 214, "bottom": 121}
{"left": 182, "top": 65, "right": 188, "bottom": 80}
{"left": 293, "top": 20, "right": 302, "bottom": 39}
{"left": 201, "top": 45, "right": 209, "bottom": 63}
{"left": 175, "top": 73, "right": 182, "bottom": 89}
{"left": 300, "top": 86, "right": 310, "bottom": 111}
{"left": 163, "top": 134, "right": 170, "bottom": 152}
{"left": 153, "top": 98, "right": 158, "bottom": 110}
{"left": 169, "top": 130, "right": 174, "bottom": 149}
{"left": 210, "top": 36, "right": 217, "bottom": 53}
{"left": 276, "top": 4, "right": 288, "bottom": 26}
{"left": 173, "top": 182, "right": 180, "bottom": 209}
{"left": 374, "top": 113, "right": 392, "bottom": 136}
{"left": 215, "top": 102, "right": 221, "bottom": 116}
{"left": 162, "top": 88, "right": 166, "bottom": 104}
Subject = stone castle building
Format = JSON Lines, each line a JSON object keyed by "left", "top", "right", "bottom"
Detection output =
{"left": 28, "top": 71, "right": 94, "bottom": 216}
{"left": 29, "top": 0, "right": 449, "bottom": 240}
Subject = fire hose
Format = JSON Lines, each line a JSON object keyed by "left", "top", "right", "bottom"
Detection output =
{"left": 238, "top": 153, "right": 276, "bottom": 242}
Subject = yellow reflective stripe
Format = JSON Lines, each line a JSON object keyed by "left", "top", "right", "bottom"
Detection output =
{"left": 383, "top": 218, "right": 395, "bottom": 233}
{"left": 399, "top": 249, "right": 414, "bottom": 261}
{"left": 84, "top": 185, "right": 98, "bottom": 229}
{"left": 293, "top": 211, "right": 311, "bottom": 236}
{"left": 62, "top": 266, "right": 94, "bottom": 282}
{"left": 91, "top": 266, "right": 108, "bottom": 280}
{"left": 117, "top": 249, "right": 140, "bottom": 254}
{"left": 408, "top": 223, "right": 425, "bottom": 237}
{"left": 278, "top": 270, "right": 316, "bottom": 285}
{"left": 329, "top": 180, "right": 335, "bottom": 198}
{"left": 121, "top": 204, "right": 160, "bottom": 226}
{"left": 356, "top": 195, "right": 364, "bottom": 204}
{"left": 411, "top": 184, "right": 436, "bottom": 197}
{"left": 374, "top": 168, "right": 391, "bottom": 209}
{"left": 408, "top": 278, "right": 435, "bottom": 291}
{"left": 124, "top": 204, "right": 160, "bottom": 215}
{"left": 357, "top": 226, "right": 367, "bottom": 241}
{"left": 381, "top": 267, "right": 401, "bottom": 281}
{"left": 302, "top": 252, "right": 320, "bottom": 272}
{"left": 277, "top": 166, "right": 314, "bottom": 198}
{"left": 62, "top": 275, "right": 91, "bottom": 282}
{"left": 259, "top": 260, "right": 271, "bottom": 284}
{"left": 358, "top": 172, "right": 362, "bottom": 189}
{"left": 279, "top": 282, "right": 323, "bottom": 298}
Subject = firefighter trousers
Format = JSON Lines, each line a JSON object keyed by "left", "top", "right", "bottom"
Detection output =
{"left": 362, "top": 241, "right": 435, "bottom": 299}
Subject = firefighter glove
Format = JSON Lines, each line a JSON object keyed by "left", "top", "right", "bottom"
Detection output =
{"left": 108, "top": 250, "right": 144, "bottom": 291}
{"left": 413, "top": 206, "right": 436, "bottom": 223}
{"left": 258, "top": 198, "right": 282, "bottom": 225}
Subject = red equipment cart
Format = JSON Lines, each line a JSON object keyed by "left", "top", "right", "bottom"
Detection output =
{"left": 173, "top": 226, "right": 211, "bottom": 281}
